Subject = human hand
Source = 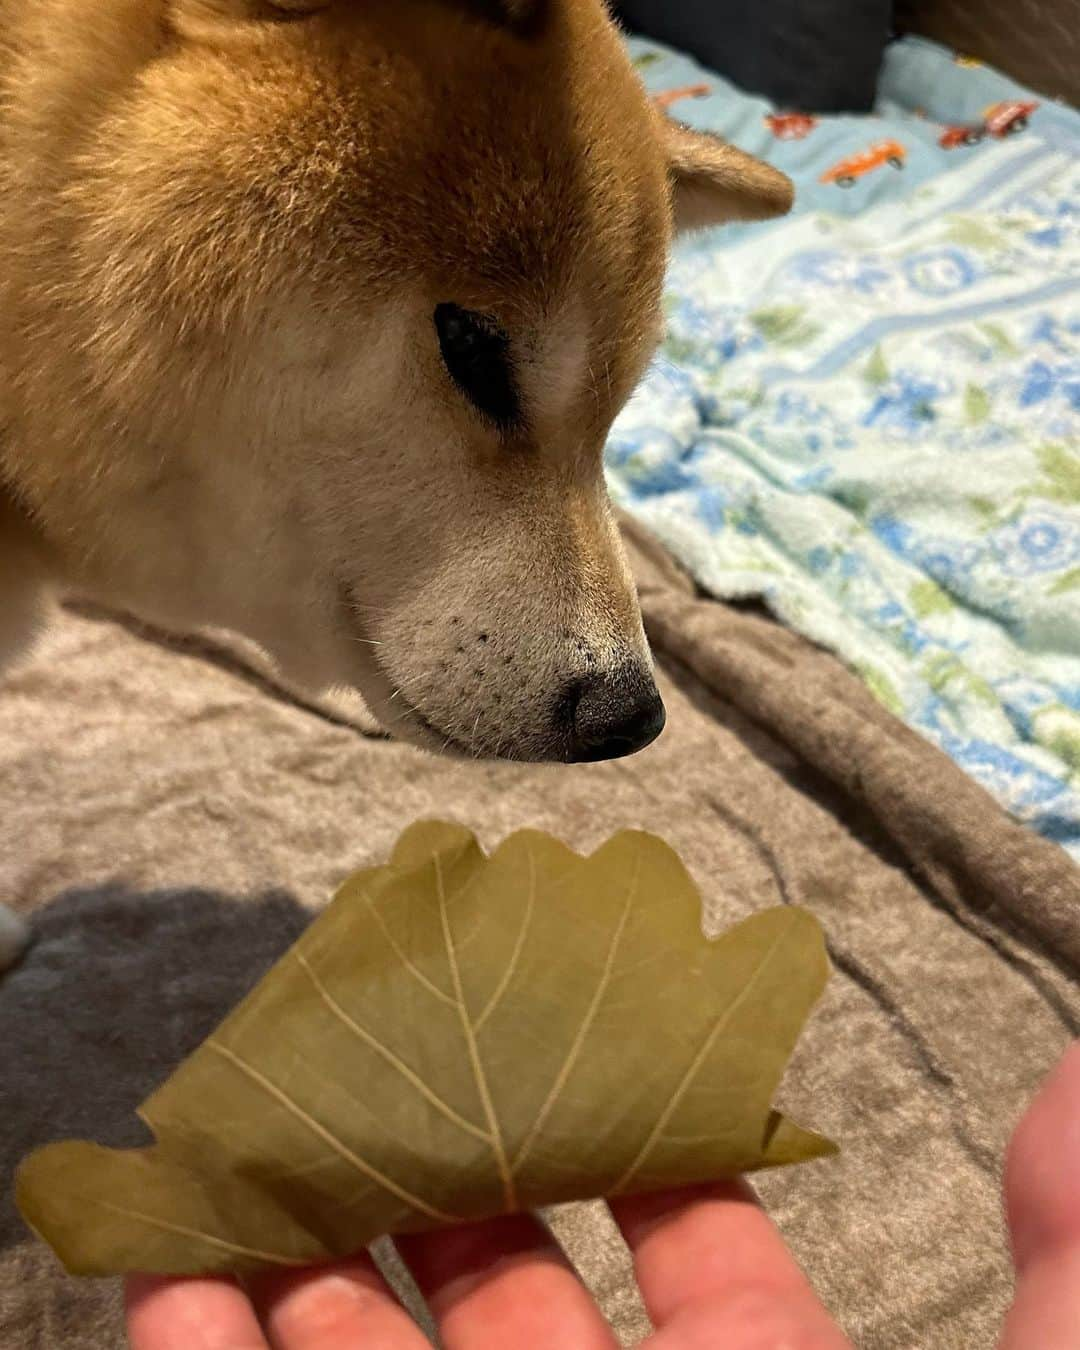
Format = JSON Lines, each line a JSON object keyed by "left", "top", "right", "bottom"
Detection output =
{"left": 126, "top": 1042, "right": 1080, "bottom": 1349}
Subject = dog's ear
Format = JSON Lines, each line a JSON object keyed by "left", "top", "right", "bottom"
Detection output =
{"left": 662, "top": 120, "right": 794, "bottom": 232}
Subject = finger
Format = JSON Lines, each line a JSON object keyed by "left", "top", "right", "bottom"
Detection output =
{"left": 611, "top": 1181, "right": 851, "bottom": 1349}
{"left": 1001, "top": 1042, "right": 1080, "bottom": 1349}
{"left": 1005, "top": 1041, "right": 1080, "bottom": 1274}
{"left": 248, "top": 1253, "right": 430, "bottom": 1350}
{"left": 126, "top": 1274, "right": 268, "bottom": 1350}
{"left": 999, "top": 1247, "right": 1080, "bottom": 1350}
{"left": 397, "top": 1213, "right": 619, "bottom": 1350}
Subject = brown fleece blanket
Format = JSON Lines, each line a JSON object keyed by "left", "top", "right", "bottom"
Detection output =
{"left": 1, "top": 520, "right": 1078, "bottom": 1350}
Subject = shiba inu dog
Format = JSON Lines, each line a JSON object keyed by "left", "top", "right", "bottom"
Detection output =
{"left": 0, "top": 0, "right": 792, "bottom": 966}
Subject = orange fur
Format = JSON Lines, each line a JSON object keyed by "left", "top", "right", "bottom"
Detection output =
{"left": 0, "top": 0, "right": 792, "bottom": 760}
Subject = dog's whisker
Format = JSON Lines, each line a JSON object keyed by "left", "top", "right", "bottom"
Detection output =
{"left": 468, "top": 709, "right": 484, "bottom": 759}
{"left": 384, "top": 671, "right": 429, "bottom": 701}
{"left": 586, "top": 362, "right": 603, "bottom": 422}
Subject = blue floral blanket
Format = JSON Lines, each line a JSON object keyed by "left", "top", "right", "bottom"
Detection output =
{"left": 614, "top": 35, "right": 1080, "bottom": 861}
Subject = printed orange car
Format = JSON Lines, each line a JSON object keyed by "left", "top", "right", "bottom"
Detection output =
{"left": 820, "top": 139, "right": 906, "bottom": 187}
{"left": 939, "top": 123, "right": 984, "bottom": 149}
{"left": 765, "top": 112, "right": 818, "bottom": 140}
{"left": 939, "top": 100, "right": 1037, "bottom": 149}
{"left": 652, "top": 83, "right": 711, "bottom": 112}
{"left": 984, "top": 100, "right": 1038, "bottom": 135}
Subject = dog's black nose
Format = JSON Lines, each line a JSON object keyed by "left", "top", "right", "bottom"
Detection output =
{"left": 565, "top": 668, "right": 667, "bottom": 762}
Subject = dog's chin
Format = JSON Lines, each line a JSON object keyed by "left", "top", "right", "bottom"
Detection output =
{"left": 352, "top": 679, "right": 491, "bottom": 762}
{"left": 331, "top": 583, "right": 577, "bottom": 764}
{"left": 331, "top": 581, "right": 481, "bottom": 760}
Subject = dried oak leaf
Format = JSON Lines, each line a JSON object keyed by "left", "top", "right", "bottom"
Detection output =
{"left": 18, "top": 821, "right": 835, "bottom": 1276}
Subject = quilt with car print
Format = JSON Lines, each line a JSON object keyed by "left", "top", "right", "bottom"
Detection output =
{"left": 614, "top": 35, "right": 1080, "bottom": 860}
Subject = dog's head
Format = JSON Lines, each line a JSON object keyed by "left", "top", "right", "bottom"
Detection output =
{"left": 15, "top": 0, "right": 791, "bottom": 760}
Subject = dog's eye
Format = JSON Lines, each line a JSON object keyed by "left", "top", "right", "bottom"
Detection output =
{"left": 434, "top": 303, "right": 520, "bottom": 431}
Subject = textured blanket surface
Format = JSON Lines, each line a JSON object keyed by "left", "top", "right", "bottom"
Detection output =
{"left": 1, "top": 524, "right": 1078, "bottom": 1349}
{"left": 614, "top": 36, "right": 1080, "bottom": 860}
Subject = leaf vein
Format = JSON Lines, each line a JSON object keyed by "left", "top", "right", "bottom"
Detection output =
{"left": 475, "top": 847, "right": 537, "bottom": 1033}
{"left": 91, "top": 1199, "right": 308, "bottom": 1267}
{"left": 294, "top": 951, "right": 492, "bottom": 1143}
{"left": 512, "top": 843, "right": 642, "bottom": 1176}
{"left": 207, "top": 1040, "right": 461, "bottom": 1224}
{"left": 434, "top": 853, "right": 517, "bottom": 1212}
{"left": 361, "top": 891, "right": 455, "bottom": 1006}
{"left": 610, "top": 921, "right": 796, "bottom": 1195}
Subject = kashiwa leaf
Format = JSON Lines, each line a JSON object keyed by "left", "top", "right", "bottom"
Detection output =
{"left": 17, "top": 822, "right": 835, "bottom": 1277}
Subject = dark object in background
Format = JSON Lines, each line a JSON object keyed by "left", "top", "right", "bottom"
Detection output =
{"left": 613, "top": 0, "right": 893, "bottom": 112}
{"left": 895, "top": 0, "right": 1078, "bottom": 105}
